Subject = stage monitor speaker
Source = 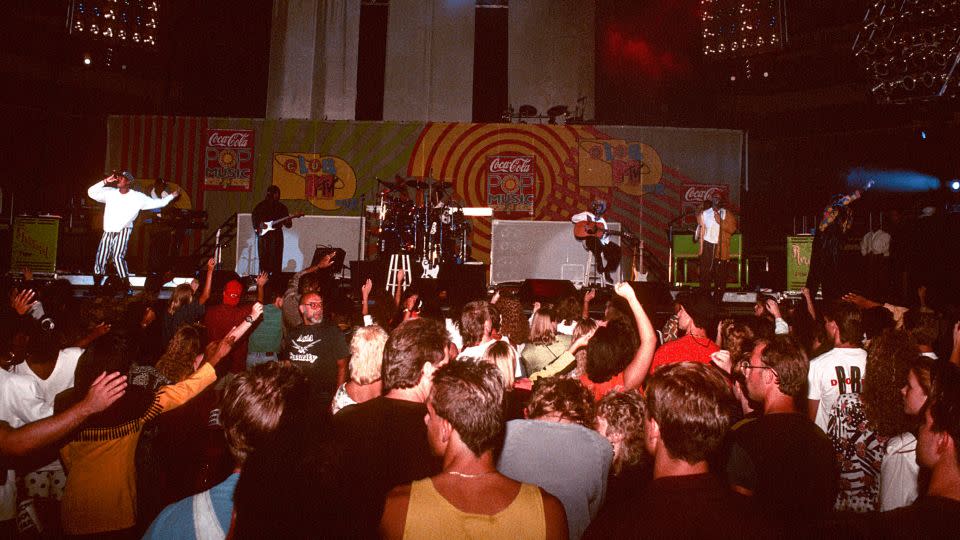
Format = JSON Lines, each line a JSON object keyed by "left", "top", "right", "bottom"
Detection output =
{"left": 627, "top": 281, "right": 676, "bottom": 329}
{"left": 628, "top": 281, "right": 674, "bottom": 309}
{"left": 518, "top": 279, "right": 577, "bottom": 305}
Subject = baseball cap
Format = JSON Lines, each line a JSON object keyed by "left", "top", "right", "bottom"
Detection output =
{"left": 223, "top": 280, "right": 243, "bottom": 306}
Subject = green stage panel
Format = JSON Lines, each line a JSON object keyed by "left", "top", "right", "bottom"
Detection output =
{"left": 786, "top": 235, "right": 813, "bottom": 290}
{"left": 671, "top": 233, "right": 742, "bottom": 288}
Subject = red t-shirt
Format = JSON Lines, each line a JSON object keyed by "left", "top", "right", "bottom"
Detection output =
{"left": 649, "top": 334, "right": 719, "bottom": 373}
{"left": 203, "top": 303, "right": 251, "bottom": 373}
{"left": 580, "top": 372, "right": 626, "bottom": 402}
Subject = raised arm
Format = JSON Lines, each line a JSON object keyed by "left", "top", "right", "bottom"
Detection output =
{"left": 582, "top": 289, "right": 596, "bottom": 320}
{"left": 86, "top": 174, "right": 117, "bottom": 203}
{"left": 614, "top": 282, "right": 657, "bottom": 390}
{"left": 139, "top": 189, "right": 178, "bottom": 211}
{"left": 197, "top": 258, "right": 216, "bottom": 306}
{"left": 0, "top": 372, "right": 126, "bottom": 458}
{"left": 255, "top": 271, "right": 268, "bottom": 304}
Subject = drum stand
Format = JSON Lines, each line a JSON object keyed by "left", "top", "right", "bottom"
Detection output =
{"left": 386, "top": 254, "right": 412, "bottom": 295}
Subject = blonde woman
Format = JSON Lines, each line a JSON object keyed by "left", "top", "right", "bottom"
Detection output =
{"left": 520, "top": 306, "right": 572, "bottom": 375}
{"left": 480, "top": 340, "right": 527, "bottom": 421}
{"left": 161, "top": 259, "right": 215, "bottom": 344}
{"left": 332, "top": 325, "right": 389, "bottom": 414}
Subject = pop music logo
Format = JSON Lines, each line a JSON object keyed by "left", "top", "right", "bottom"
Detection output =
{"left": 204, "top": 129, "right": 255, "bottom": 191}
{"left": 486, "top": 155, "right": 536, "bottom": 214}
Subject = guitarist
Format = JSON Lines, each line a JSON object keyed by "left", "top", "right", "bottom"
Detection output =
{"left": 571, "top": 199, "right": 620, "bottom": 282}
{"left": 252, "top": 185, "right": 291, "bottom": 276}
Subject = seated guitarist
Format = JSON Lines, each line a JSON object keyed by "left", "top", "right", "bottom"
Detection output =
{"left": 571, "top": 199, "right": 620, "bottom": 282}
{"left": 252, "top": 185, "right": 291, "bottom": 276}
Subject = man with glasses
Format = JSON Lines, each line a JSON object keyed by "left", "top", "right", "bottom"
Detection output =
{"left": 725, "top": 336, "right": 838, "bottom": 534}
{"left": 280, "top": 292, "right": 349, "bottom": 406}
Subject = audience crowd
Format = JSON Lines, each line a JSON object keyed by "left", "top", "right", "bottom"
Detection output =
{"left": 1, "top": 256, "right": 959, "bottom": 539}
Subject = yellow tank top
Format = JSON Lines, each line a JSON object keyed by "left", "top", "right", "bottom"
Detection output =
{"left": 402, "top": 478, "right": 546, "bottom": 540}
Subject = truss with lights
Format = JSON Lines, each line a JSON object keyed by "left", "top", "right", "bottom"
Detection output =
{"left": 701, "top": 0, "right": 785, "bottom": 59}
{"left": 853, "top": 0, "right": 960, "bottom": 104}
{"left": 68, "top": 0, "right": 160, "bottom": 47}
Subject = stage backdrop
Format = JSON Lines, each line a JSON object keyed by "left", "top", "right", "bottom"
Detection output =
{"left": 106, "top": 116, "right": 743, "bottom": 276}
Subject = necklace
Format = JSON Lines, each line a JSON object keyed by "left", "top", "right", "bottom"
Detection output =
{"left": 445, "top": 470, "right": 496, "bottom": 479}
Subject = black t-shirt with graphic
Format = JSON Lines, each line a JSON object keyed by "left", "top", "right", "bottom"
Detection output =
{"left": 280, "top": 321, "right": 349, "bottom": 401}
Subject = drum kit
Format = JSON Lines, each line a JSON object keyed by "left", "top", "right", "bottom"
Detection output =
{"left": 370, "top": 175, "right": 472, "bottom": 277}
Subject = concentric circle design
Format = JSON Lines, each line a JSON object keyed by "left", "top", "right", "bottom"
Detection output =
{"left": 407, "top": 123, "right": 603, "bottom": 262}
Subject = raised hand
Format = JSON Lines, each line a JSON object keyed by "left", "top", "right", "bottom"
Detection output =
{"left": 22, "top": 267, "right": 33, "bottom": 282}
{"left": 79, "top": 372, "right": 127, "bottom": 415}
{"left": 533, "top": 301, "right": 541, "bottom": 314}
{"left": 10, "top": 289, "right": 36, "bottom": 316}
{"left": 255, "top": 271, "right": 269, "bottom": 288}
{"left": 614, "top": 282, "right": 637, "bottom": 302}
{"left": 361, "top": 278, "right": 373, "bottom": 299}
{"left": 842, "top": 292, "right": 878, "bottom": 310}
{"left": 764, "top": 298, "right": 782, "bottom": 319}
{"left": 207, "top": 258, "right": 216, "bottom": 271}
{"left": 584, "top": 288, "right": 597, "bottom": 303}
{"left": 249, "top": 302, "right": 264, "bottom": 321}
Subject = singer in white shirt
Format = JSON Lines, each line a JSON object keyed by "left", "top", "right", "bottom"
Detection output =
{"left": 87, "top": 171, "right": 178, "bottom": 284}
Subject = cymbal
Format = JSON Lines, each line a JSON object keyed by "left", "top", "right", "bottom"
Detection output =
{"left": 405, "top": 179, "right": 429, "bottom": 189}
{"left": 546, "top": 105, "right": 568, "bottom": 117}
{"left": 518, "top": 104, "right": 538, "bottom": 117}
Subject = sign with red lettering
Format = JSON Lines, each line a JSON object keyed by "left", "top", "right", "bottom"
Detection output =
{"left": 204, "top": 129, "right": 255, "bottom": 191}
{"left": 680, "top": 183, "right": 730, "bottom": 227}
{"left": 486, "top": 155, "right": 536, "bottom": 214}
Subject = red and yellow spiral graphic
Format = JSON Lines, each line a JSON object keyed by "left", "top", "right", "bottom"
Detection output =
{"left": 407, "top": 123, "right": 603, "bottom": 262}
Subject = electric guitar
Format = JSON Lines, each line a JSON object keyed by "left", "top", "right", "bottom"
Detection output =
{"left": 421, "top": 222, "right": 441, "bottom": 278}
{"left": 573, "top": 220, "right": 627, "bottom": 240}
{"left": 257, "top": 213, "right": 304, "bottom": 236}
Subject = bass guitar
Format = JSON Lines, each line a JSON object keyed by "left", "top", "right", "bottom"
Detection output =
{"left": 257, "top": 213, "right": 304, "bottom": 236}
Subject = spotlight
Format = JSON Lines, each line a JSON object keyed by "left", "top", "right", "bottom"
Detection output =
{"left": 83, "top": 53, "right": 91, "bottom": 65}
{"left": 920, "top": 130, "right": 927, "bottom": 140}
{"left": 950, "top": 180, "right": 960, "bottom": 192}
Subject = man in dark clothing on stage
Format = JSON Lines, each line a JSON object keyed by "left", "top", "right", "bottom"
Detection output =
{"left": 252, "top": 185, "right": 291, "bottom": 276}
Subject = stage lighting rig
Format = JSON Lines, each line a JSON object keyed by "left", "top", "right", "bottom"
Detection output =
{"left": 68, "top": 1, "right": 160, "bottom": 48}
{"left": 853, "top": 0, "right": 960, "bottom": 104}
{"left": 701, "top": 0, "right": 785, "bottom": 59}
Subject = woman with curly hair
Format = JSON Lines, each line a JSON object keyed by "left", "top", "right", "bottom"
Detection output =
{"left": 153, "top": 325, "right": 204, "bottom": 386}
{"left": 877, "top": 351, "right": 935, "bottom": 510}
{"left": 570, "top": 318, "right": 598, "bottom": 379}
{"left": 591, "top": 390, "right": 650, "bottom": 525}
{"left": 491, "top": 294, "right": 529, "bottom": 349}
{"left": 830, "top": 330, "right": 919, "bottom": 512}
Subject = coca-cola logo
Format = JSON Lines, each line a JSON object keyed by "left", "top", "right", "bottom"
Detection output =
{"left": 683, "top": 185, "right": 727, "bottom": 203}
{"left": 207, "top": 131, "right": 251, "bottom": 148}
{"left": 489, "top": 156, "right": 533, "bottom": 174}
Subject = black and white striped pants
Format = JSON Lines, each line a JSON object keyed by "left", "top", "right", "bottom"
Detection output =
{"left": 93, "top": 228, "right": 132, "bottom": 278}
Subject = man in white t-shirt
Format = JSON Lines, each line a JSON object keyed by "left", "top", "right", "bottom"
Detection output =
{"left": 696, "top": 195, "right": 726, "bottom": 294}
{"left": 87, "top": 171, "right": 178, "bottom": 286}
{"left": 807, "top": 301, "right": 867, "bottom": 432}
